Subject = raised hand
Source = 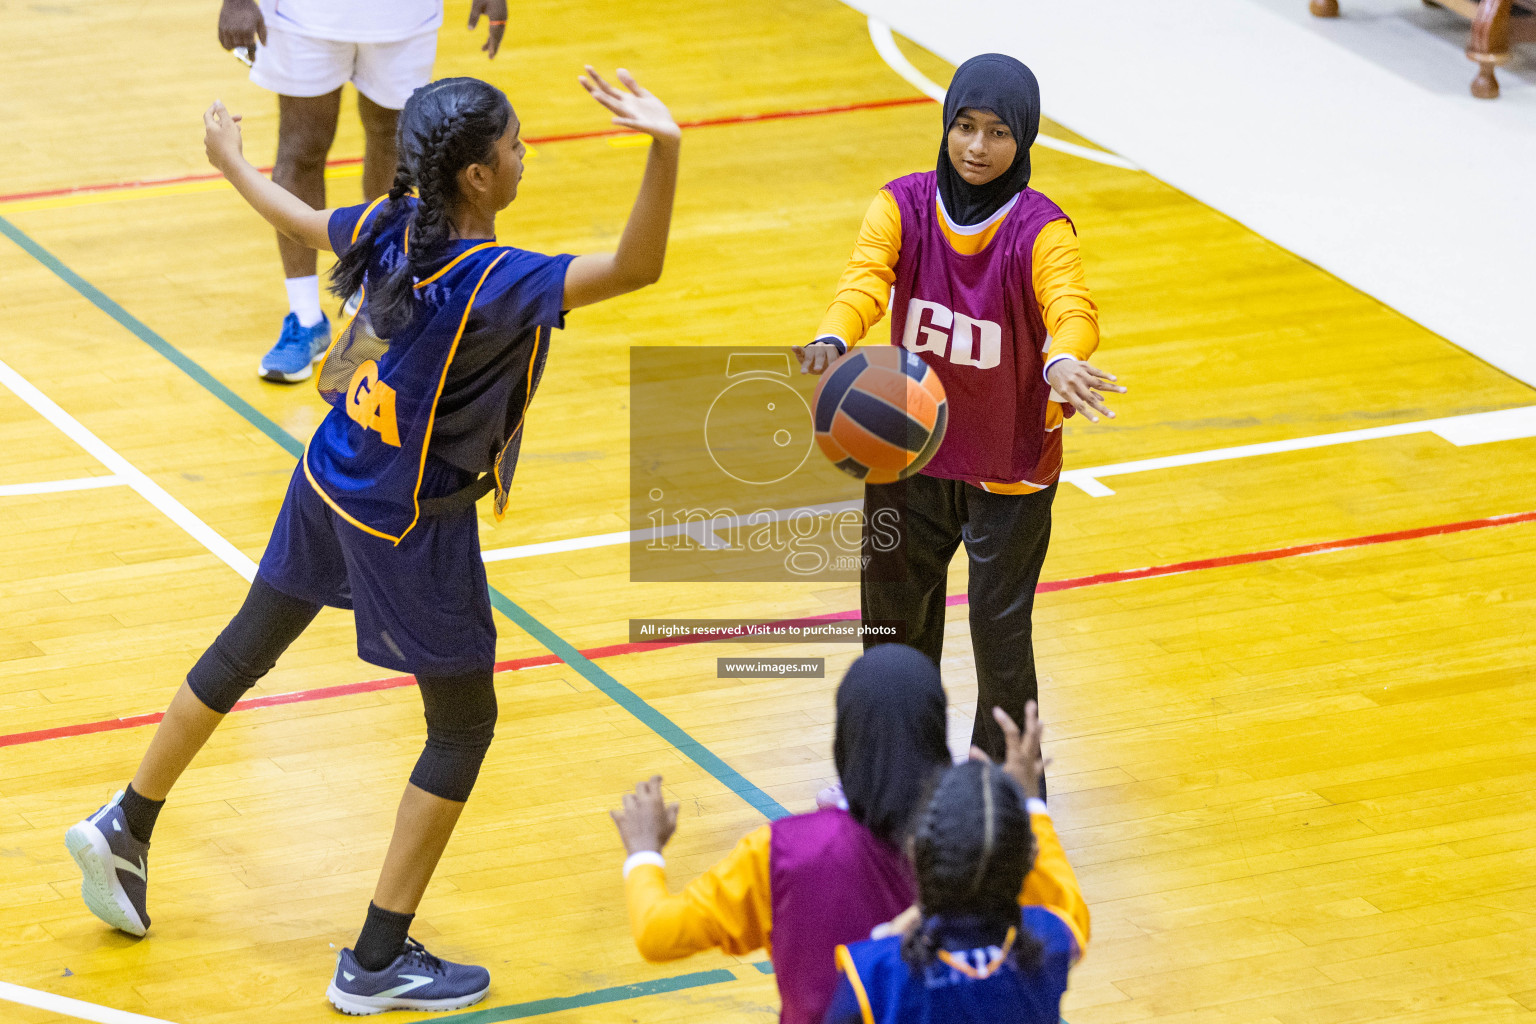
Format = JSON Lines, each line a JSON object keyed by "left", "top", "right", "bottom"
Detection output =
{"left": 1047, "top": 359, "right": 1126, "bottom": 424}
{"left": 203, "top": 101, "right": 246, "bottom": 175}
{"left": 609, "top": 775, "right": 681, "bottom": 855}
{"left": 970, "top": 701, "right": 1045, "bottom": 801}
{"left": 580, "top": 67, "right": 680, "bottom": 143}
{"left": 468, "top": 0, "right": 507, "bottom": 59}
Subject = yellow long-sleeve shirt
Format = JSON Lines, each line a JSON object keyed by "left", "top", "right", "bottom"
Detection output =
{"left": 816, "top": 189, "right": 1099, "bottom": 364}
{"left": 623, "top": 807, "right": 1090, "bottom": 964}
{"left": 814, "top": 189, "right": 1101, "bottom": 494}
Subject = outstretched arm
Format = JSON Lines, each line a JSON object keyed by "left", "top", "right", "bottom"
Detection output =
{"left": 203, "top": 101, "right": 333, "bottom": 252}
{"left": 562, "top": 68, "right": 681, "bottom": 310}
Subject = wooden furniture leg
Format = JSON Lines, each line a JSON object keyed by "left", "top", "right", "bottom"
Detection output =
{"left": 1467, "top": 0, "right": 1512, "bottom": 97}
{"left": 1310, "top": 0, "right": 1341, "bottom": 16}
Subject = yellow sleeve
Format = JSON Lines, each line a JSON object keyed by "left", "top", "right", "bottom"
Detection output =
{"left": 815, "top": 189, "right": 903, "bottom": 347}
{"left": 624, "top": 824, "right": 774, "bottom": 962}
{"left": 1019, "top": 809, "right": 1091, "bottom": 958}
{"left": 1032, "top": 219, "right": 1100, "bottom": 367}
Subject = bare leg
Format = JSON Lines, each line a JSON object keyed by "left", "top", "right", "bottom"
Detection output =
{"left": 357, "top": 92, "right": 401, "bottom": 202}
{"left": 273, "top": 90, "right": 343, "bottom": 278}
{"left": 372, "top": 784, "right": 466, "bottom": 914}
{"left": 129, "top": 683, "right": 226, "bottom": 801}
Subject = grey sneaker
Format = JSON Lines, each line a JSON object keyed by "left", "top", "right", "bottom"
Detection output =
{"left": 327, "top": 938, "right": 490, "bottom": 1015}
{"left": 65, "top": 791, "right": 150, "bottom": 936}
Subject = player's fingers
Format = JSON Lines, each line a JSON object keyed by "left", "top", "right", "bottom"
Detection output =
{"left": 585, "top": 65, "right": 621, "bottom": 98}
{"left": 255, "top": 13, "right": 267, "bottom": 44}
{"left": 1082, "top": 362, "right": 1117, "bottom": 382}
{"left": 992, "top": 706, "right": 1022, "bottom": 747}
{"left": 487, "top": 29, "right": 503, "bottom": 58}
{"left": 968, "top": 745, "right": 994, "bottom": 764}
{"left": 666, "top": 801, "right": 680, "bottom": 826}
{"left": 617, "top": 68, "right": 648, "bottom": 96}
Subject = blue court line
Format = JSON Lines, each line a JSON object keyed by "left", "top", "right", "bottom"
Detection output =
{"left": 0, "top": 212, "right": 788, "bottom": 822}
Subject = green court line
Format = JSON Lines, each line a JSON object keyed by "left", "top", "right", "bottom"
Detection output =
{"left": 0, "top": 212, "right": 789, "bottom": 826}
{"left": 436, "top": 969, "right": 739, "bottom": 1023}
{"left": 0, "top": 215, "right": 304, "bottom": 458}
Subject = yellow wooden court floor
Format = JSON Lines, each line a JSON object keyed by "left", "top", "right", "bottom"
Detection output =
{"left": 2, "top": 0, "right": 1535, "bottom": 1022}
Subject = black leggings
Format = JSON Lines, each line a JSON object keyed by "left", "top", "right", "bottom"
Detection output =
{"left": 862, "top": 477, "right": 1055, "bottom": 763}
{"left": 187, "top": 576, "right": 497, "bottom": 802}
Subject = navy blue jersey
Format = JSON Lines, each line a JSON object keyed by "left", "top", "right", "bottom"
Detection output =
{"left": 306, "top": 197, "right": 573, "bottom": 542}
{"left": 825, "top": 907, "right": 1077, "bottom": 1024}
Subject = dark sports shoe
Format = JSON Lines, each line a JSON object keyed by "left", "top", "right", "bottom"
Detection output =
{"left": 327, "top": 938, "right": 490, "bottom": 1015}
{"left": 64, "top": 791, "right": 150, "bottom": 937}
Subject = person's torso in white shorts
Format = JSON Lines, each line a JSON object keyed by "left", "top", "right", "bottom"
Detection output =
{"left": 261, "top": 0, "right": 443, "bottom": 43}
{"left": 250, "top": 0, "right": 441, "bottom": 107}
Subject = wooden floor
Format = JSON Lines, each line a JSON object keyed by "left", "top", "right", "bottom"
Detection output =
{"left": 3, "top": 1, "right": 1536, "bottom": 1022}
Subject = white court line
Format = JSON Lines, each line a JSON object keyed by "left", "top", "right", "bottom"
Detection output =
{"left": 866, "top": 18, "right": 1141, "bottom": 171}
{"left": 0, "top": 981, "right": 180, "bottom": 1024}
{"left": 0, "top": 475, "right": 126, "bottom": 497}
{"left": 481, "top": 499, "right": 864, "bottom": 563}
{"left": 0, "top": 358, "right": 258, "bottom": 581}
{"left": 1061, "top": 404, "right": 1536, "bottom": 496}
{"left": 479, "top": 404, "right": 1536, "bottom": 561}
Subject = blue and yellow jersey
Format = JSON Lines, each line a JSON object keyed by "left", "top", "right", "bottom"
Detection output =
{"left": 822, "top": 803, "right": 1087, "bottom": 1024}
{"left": 307, "top": 197, "right": 573, "bottom": 542}
{"left": 824, "top": 907, "right": 1076, "bottom": 1024}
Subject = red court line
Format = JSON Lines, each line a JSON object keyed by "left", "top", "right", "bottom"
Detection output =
{"left": 4, "top": 506, "right": 1531, "bottom": 750}
{"left": 0, "top": 96, "right": 934, "bottom": 206}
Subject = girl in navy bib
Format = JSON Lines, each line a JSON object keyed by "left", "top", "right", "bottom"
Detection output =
{"left": 65, "top": 69, "right": 681, "bottom": 1015}
{"left": 825, "top": 756, "right": 1087, "bottom": 1024}
{"left": 797, "top": 55, "right": 1127, "bottom": 777}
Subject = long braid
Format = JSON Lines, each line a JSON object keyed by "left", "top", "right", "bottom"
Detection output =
{"left": 901, "top": 760, "right": 1045, "bottom": 976}
{"left": 327, "top": 78, "right": 513, "bottom": 337}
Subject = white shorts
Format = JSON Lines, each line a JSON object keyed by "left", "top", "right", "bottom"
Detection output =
{"left": 249, "top": 24, "right": 436, "bottom": 110}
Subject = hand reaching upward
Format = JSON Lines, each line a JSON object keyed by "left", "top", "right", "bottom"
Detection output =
{"left": 580, "top": 67, "right": 680, "bottom": 143}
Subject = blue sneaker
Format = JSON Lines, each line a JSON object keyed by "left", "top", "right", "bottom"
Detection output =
{"left": 260, "top": 312, "right": 331, "bottom": 383}
{"left": 327, "top": 938, "right": 490, "bottom": 1015}
{"left": 65, "top": 791, "right": 150, "bottom": 937}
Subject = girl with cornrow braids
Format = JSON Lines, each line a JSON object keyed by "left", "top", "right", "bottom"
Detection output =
{"left": 65, "top": 70, "right": 680, "bottom": 1015}
{"left": 825, "top": 702, "right": 1090, "bottom": 1024}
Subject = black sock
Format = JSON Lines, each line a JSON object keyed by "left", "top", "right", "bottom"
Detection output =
{"left": 354, "top": 902, "right": 414, "bottom": 972}
{"left": 119, "top": 784, "right": 163, "bottom": 844}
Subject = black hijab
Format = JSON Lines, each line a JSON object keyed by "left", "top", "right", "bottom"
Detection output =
{"left": 936, "top": 53, "right": 1041, "bottom": 227}
{"left": 833, "top": 644, "right": 951, "bottom": 846}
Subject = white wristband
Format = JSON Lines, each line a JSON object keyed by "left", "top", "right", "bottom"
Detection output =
{"left": 1043, "top": 353, "right": 1077, "bottom": 385}
{"left": 623, "top": 850, "right": 666, "bottom": 879}
{"left": 1026, "top": 798, "right": 1050, "bottom": 817}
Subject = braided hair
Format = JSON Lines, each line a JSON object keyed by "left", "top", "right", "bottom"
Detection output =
{"left": 901, "top": 760, "right": 1043, "bottom": 975}
{"left": 329, "top": 77, "right": 514, "bottom": 337}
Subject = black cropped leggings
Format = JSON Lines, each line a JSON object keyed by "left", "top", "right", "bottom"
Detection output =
{"left": 187, "top": 576, "right": 497, "bottom": 802}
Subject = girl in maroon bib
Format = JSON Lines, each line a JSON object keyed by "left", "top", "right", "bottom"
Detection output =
{"left": 799, "top": 54, "right": 1126, "bottom": 767}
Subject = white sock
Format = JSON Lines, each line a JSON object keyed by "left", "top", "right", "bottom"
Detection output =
{"left": 284, "top": 276, "right": 324, "bottom": 328}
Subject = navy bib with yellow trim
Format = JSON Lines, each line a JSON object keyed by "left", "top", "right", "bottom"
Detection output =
{"left": 308, "top": 236, "right": 508, "bottom": 543}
